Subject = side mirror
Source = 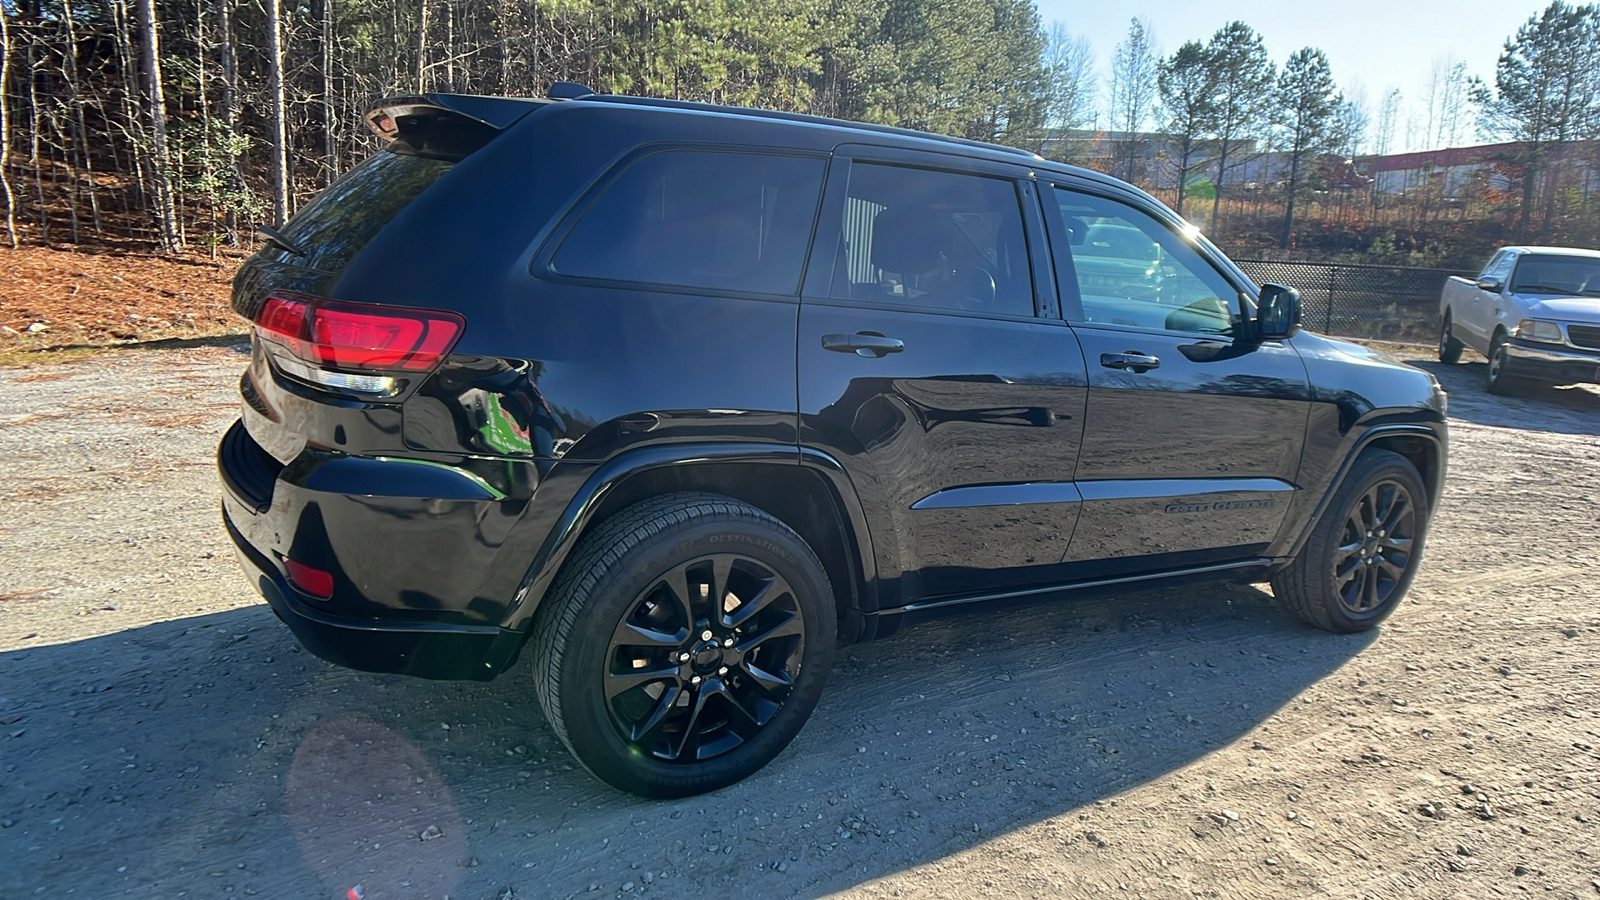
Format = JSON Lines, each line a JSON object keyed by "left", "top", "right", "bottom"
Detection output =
{"left": 1475, "top": 276, "right": 1504, "bottom": 292}
{"left": 1256, "top": 283, "right": 1301, "bottom": 340}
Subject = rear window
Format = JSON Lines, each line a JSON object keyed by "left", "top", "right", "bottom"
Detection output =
{"left": 280, "top": 151, "right": 453, "bottom": 271}
{"left": 551, "top": 150, "right": 826, "bottom": 296}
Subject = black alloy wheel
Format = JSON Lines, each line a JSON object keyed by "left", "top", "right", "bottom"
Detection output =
{"left": 1329, "top": 478, "right": 1417, "bottom": 615}
{"left": 1271, "top": 448, "right": 1430, "bottom": 633}
{"left": 605, "top": 553, "right": 806, "bottom": 763}
{"left": 531, "top": 493, "right": 835, "bottom": 798}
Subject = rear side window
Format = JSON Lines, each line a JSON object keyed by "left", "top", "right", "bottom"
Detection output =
{"left": 827, "top": 163, "right": 1034, "bottom": 316}
{"left": 552, "top": 150, "right": 826, "bottom": 295}
{"left": 281, "top": 150, "right": 453, "bottom": 270}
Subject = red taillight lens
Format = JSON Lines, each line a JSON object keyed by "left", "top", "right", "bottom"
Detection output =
{"left": 284, "top": 557, "right": 335, "bottom": 599}
{"left": 253, "top": 293, "right": 464, "bottom": 373}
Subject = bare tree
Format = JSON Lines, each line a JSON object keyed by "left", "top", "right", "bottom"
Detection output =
{"left": 1374, "top": 88, "right": 1402, "bottom": 156}
{"left": 322, "top": 0, "right": 338, "bottom": 184}
{"left": 0, "top": 5, "right": 15, "bottom": 249}
{"left": 1424, "top": 56, "right": 1470, "bottom": 148}
{"left": 1042, "top": 22, "right": 1096, "bottom": 133}
{"left": 265, "top": 0, "right": 290, "bottom": 225}
{"left": 1333, "top": 93, "right": 1369, "bottom": 158}
{"left": 1108, "top": 18, "right": 1157, "bottom": 183}
{"left": 23, "top": 18, "right": 48, "bottom": 243}
{"left": 136, "top": 0, "right": 181, "bottom": 252}
{"left": 218, "top": 0, "right": 243, "bottom": 243}
{"left": 61, "top": 0, "right": 102, "bottom": 236}
{"left": 415, "top": 0, "right": 430, "bottom": 92}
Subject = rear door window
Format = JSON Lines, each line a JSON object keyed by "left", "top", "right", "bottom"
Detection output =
{"left": 826, "top": 162, "right": 1035, "bottom": 317}
{"left": 552, "top": 150, "right": 826, "bottom": 296}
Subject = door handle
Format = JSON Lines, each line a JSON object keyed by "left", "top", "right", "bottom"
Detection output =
{"left": 822, "top": 333, "right": 905, "bottom": 358}
{"left": 1100, "top": 351, "right": 1160, "bottom": 372}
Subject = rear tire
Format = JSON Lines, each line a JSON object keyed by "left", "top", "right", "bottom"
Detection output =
{"left": 1437, "top": 313, "right": 1464, "bottom": 364}
{"left": 530, "top": 492, "right": 836, "bottom": 798}
{"left": 1271, "top": 449, "right": 1430, "bottom": 633}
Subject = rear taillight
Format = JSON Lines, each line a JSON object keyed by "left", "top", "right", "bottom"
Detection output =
{"left": 252, "top": 293, "right": 464, "bottom": 396}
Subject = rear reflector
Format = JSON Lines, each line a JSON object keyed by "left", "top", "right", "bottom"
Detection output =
{"left": 284, "top": 557, "right": 335, "bottom": 599}
{"left": 253, "top": 293, "right": 464, "bottom": 394}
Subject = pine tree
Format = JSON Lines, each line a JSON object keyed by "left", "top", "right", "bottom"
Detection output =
{"left": 1205, "top": 21, "right": 1275, "bottom": 236}
{"left": 1158, "top": 40, "right": 1218, "bottom": 217}
{"left": 1472, "top": 1, "right": 1600, "bottom": 236}
{"left": 1275, "top": 47, "right": 1340, "bottom": 249}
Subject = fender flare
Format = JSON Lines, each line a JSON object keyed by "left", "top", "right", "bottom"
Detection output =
{"left": 491, "top": 441, "right": 878, "bottom": 641}
{"left": 1280, "top": 423, "right": 1446, "bottom": 561}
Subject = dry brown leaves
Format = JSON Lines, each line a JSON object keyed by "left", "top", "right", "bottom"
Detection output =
{"left": 0, "top": 245, "right": 244, "bottom": 350}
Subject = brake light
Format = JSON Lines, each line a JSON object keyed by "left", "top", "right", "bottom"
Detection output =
{"left": 253, "top": 293, "right": 464, "bottom": 394}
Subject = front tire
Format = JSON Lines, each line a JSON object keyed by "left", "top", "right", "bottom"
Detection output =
{"left": 1486, "top": 333, "right": 1516, "bottom": 395}
{"left": 530, "top": 493, "right": 836, "bottom": 798}
{"left": 1438, "top": 313, "right": 1464, "bottom": 364}
{"left": 1271, "top": 449, "right": 1430, "bottom": 633}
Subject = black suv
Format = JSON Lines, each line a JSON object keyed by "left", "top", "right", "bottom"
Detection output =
{"left": 218, "top": 86, "right": 1448, "bottom": 798}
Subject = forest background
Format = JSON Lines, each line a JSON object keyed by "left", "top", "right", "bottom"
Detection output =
{"left": 2, "top": 0, "right": 1599, "bottom": 347}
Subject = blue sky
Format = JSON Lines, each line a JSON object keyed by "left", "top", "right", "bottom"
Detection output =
{"left": 1033, "top": 0, "right": 1557, "bottom": 152}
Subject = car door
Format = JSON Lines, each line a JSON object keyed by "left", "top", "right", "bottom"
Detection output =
{"left": 1462, "top": 250, "right": 1515, "bottom": 350}
{"left": 1042, "top": 182, "right": 1312, "bottom": 577}
{"left": 798, "top": 146, "right": 1089, "bottom": 605}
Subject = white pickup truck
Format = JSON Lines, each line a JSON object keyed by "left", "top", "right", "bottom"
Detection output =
{"left": 1438, "top": 246, "right": 1600, "bottom": 394}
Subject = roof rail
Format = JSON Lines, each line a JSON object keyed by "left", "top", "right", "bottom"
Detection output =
{"left": 586, "top": 94, "right": 1041, "bottom": 161}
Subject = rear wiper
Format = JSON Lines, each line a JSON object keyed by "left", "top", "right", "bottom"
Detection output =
{"left": 257, "top": 224, "right": 310, "bottom": 259}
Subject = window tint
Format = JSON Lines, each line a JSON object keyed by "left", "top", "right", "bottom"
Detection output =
{"left": 281, "top": 150, "right": 452, "bottom": 270}
{"left": 1051, "top": 187, "right": 1244, "bottom": 337}
{"left": 554, "top": 150, "right": 825, "bottom": 295}
{"left": 827, "top": 163, "right": 1034, "bottom": 316}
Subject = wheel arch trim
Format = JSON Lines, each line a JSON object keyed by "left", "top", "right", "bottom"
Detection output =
{"left": 493, "top": 442, "right": 878, "bottom": 641}
{"left": 1280, "top": 423, "right": 1445, "bottom": 562}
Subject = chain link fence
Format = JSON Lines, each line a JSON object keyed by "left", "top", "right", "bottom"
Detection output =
{"left": 1232, "top": 259, "right": 1477, "bottom": 343}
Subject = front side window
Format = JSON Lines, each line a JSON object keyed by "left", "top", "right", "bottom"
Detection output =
{"left": 1051, "top": 187, "right": 1246, "bottom": 338}
{"left": 1480, "top": 250, "right": 1509, "bottom": 280}
{"left": 826, "top": 163, "right": 1034, "bottom": 317}
{"left": 553, "top": 150, "right": 825, "bottom": 295}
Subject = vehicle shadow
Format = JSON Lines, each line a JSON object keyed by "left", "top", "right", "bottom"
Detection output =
{"left": 1406, "top": 357, "right": 1600, "bottom": 435}
{"left": 0, "top": 582, "right": 1373, "bottom": 899}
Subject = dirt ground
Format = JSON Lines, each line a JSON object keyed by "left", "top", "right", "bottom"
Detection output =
{"left": 1, "top": 342, "right": 1597, "bottom": 900}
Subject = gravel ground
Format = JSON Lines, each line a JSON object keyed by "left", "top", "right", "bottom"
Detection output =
{"left": 1, "top": 343, "right": 1598, "bottom": 899}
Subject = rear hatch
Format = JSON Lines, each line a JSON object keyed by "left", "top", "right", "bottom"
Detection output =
{"left": 232, "top": 95, "right": 546, "bottom": 463}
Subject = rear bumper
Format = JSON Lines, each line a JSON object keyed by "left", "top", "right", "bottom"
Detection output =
{"left": 1505, "top": 339, "right": 1600, "bottom": 385}
{"left": 217, "top": 419, "right": 527, "bottom": 680}
{"left": 224, "top": 508, "right": 507, "bottom": 680}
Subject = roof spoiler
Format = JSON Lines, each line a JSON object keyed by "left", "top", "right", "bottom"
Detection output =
{"left": 364, "top": 94, "right": 548, "bottom": 160}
